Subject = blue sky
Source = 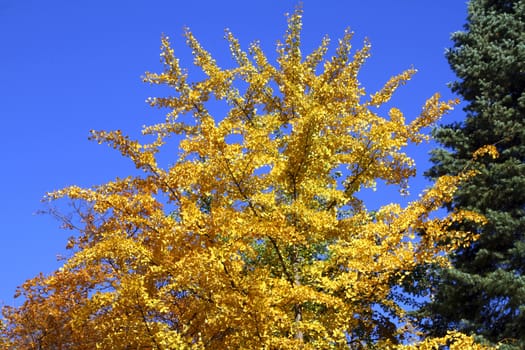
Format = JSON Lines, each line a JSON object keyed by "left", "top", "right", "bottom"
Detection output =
{"left": 0, "top": 1, "right": 468, "bottom": 306}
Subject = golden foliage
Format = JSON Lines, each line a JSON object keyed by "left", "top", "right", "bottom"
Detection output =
{"left": 472, "top": 144, "right": 499, "bottom": 160}
{"left": 2, "top": 7, "right": 496, "bottom": 349}
{"left": 398, "top": 331, "right": 493, "bottom": 350}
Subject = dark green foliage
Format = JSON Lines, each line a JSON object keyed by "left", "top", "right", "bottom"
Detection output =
{"left": 417, "top": 0, "right": 525, "bottom": 348}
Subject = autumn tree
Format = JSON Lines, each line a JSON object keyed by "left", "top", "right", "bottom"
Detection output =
{"left": 1, "top": 8, "right": 491, "bottom": 349}
{"left": 416, "top": 1, "right": 525, "bottom": 348}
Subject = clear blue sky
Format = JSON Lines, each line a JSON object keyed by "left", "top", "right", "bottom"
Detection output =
{"left": 0, "top": 1, "right": 468, "bottom": 306}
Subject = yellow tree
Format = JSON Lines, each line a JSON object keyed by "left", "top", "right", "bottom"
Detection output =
{"left": 1, "top": 8, "right": 492, "bottom": 349}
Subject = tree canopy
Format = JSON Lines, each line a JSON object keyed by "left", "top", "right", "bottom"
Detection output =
{"left": 2, "top": 7, "right": 492, "bottom": 349}
{"left": 419, "top": 1, "right": 525, "bottom": 348}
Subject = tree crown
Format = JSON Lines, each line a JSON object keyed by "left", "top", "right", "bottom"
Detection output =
{"left": 1, "top": 7, "right": 490, "bottom": 349}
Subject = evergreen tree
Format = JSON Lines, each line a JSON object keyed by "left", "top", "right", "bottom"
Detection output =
{"left": 420, "top": 0, "right": 525, "bottom": 348}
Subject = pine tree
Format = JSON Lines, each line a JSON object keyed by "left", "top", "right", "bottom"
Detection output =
{"left": 420, "top": 0, "right": 525, "bottom": 348}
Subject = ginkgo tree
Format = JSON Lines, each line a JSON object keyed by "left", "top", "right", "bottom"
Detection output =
{"left": 1, "top": 7, "right": 494, "bottom": 350}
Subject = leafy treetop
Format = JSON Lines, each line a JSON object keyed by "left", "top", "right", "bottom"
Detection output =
{"left": 2, "top": 7, "right": 491, "bottom": 350}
